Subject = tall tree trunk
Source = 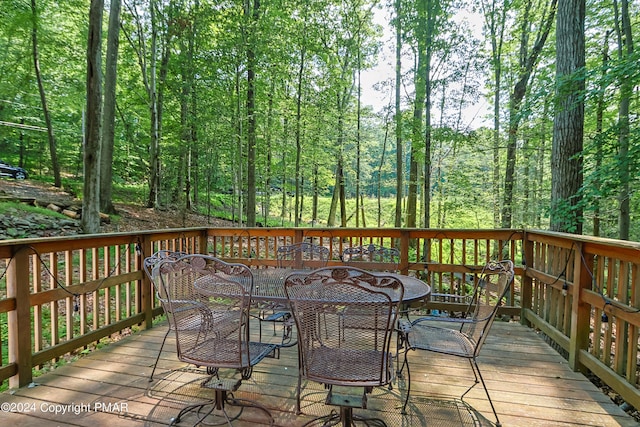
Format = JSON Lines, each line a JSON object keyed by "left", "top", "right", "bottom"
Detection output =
{"left": 100, "top": 0, "right": 121, "bottom": 215}
{"left": 122, "top": 0, "right": 165, "bottom": 208}
{"left": 502, "top": 0, "right": 556, "bottom": 228}
{"left": 522, "top": 135, "right": 531, "bottom": 224}
{"left": 328, "top": 75, "right": 354, "bottom": 227}
{"left": 356, "top": 46, "right": 362, "bottom": 227}
{"left": 30, "top": 0, "right": 61, "bottom": 188}
{"left": 422, "top": 0, "right": 436, "bottom": 229}
{"left": 327, "top": 109, "right": 348, "bottom": 227}
{"left": 82, "top": 0, "right": 104, "bottom": 234}
{"left": 263, "top": 80, "right": 274, "bottom": 225}
{"left": 146, "top": 0, "right": 160, "bottom": 208}
{"left": 179, "top": 33, "right": 195, "bottom": 211}
{"left": 234, "top": 65, "right": 243, "bottom": 226}
{"left": 593, "top": 31, "right": 611, "bottom": 237}
{"left": 327, "top": 165, "right": 339, "bottom": 227}
{"left": 177, "top": 3, "right": 198, "bottom": 213}
{"left": 312, "top": 163, "right": 319, "bottom": 225}
{"left": 406, "top": 0, "right": 428, "bottom": 229}
{"left": 482, "top": 0, "right": 507, "bottom": 228}
{"left": 155, "top": 20, "right": 172, "bottom": 208}
{"left": 280, "top": 118, "right": 288, "bottom": 224}
{"left": 378, "top": 110, "right": 391, "bottom": 228}
{"left": 294, "top": 30, "right": 307, "bottom": 227}
{"left": 190, "top": 0, "right": 201, "bottom": 208}
{"left": 394, "top": 0, "right": 403, "bottom": 228}
{"left": 550, "top": 0, "right": 585, "bottom": 233}
{"left": 535, "top": 100, "right": 549, "bottom": 228}
{"left": 338, "top": 112, "right": 347, "bottom": 227}
{"left": 244, "top": 0, "right": 260, "bottom": 227}
{"left": 614, "top": 0, "right": 633, "bottom": 240}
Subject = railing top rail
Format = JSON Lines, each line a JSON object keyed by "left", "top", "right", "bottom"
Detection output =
{"left": 525, "top": 229, "right": 640, "bottom": 249}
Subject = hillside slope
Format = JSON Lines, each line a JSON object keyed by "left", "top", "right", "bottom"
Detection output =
{"left": 0, "top": 179, "right": 231, "bottom": 238}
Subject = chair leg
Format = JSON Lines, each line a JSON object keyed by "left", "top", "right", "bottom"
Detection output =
{"left": 295, "top": 364, "right": 303, "bottom": 414}
{"left": 460, "top": 358, "right": 480, "bottom": 400}
{"left": 149, "top": 327, "right": 171, "bottom": 381}
{"left": 400, "top": 350, "right": 411, "bottom": 415}
{"left": 469, "top": 359, "right": 501, "bottom": 427}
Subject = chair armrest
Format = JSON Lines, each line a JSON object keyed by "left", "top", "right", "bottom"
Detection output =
{"left": 170, "top": 299, "right": 219, "bottom": 324}
{"left": 170, "top": 299, "right": 206, "bottom": 312}
{"left": 397, "top": 316, "right": 476, "bottom": 343}
{"left": 398, "top": 315, "right": 473, "bottom": 334}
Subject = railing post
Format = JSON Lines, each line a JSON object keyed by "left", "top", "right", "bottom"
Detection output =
{"left": 140, "top": 235, "right": 153, "bottom": 330}
{"left": 198, "top": 230, "right": 209, "bottom": 254}
{"left": 568, "top": 242, "right": 591, "bottom": 372}
{"left": 8, "top": 247, "right": 32, "bottom": 388}
{"left": 521, "top": 231, "right": 533, "bottom": 326}
{"left": 399, "top": 229, "right": 410, "bottom": 275}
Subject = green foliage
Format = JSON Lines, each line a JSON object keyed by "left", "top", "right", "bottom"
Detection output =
{"left": 1, "top": 0, "right": 640, "bottom": 239}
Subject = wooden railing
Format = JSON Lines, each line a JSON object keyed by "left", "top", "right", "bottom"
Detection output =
{"left": 521, "top": 230, "right": 640, "bottom": 410}
{"left": 0, "top": 227, "right": 638, "bottom": 410}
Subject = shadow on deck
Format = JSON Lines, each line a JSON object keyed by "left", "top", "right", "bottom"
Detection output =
{"left": 0, "top": 321, "right": 636, "bottom": 426}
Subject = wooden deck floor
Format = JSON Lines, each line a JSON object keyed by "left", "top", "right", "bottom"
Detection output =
{"left": 1, "top": 320, "right": 636, "bottom": 427}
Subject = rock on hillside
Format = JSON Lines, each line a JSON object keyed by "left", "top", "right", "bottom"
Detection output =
{"left": 0, "top": 180, "right": 82, "bottom": 239}
{"left": 0, "top": 207, "right": 82, "bottom": 239}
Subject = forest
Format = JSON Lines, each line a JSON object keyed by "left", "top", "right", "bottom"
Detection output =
{"left": 0, "top": 0, "right": 638, "bottom": 239}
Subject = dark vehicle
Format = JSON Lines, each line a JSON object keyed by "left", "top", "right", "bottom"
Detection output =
{"left": 0, "top": 160, "right": 28, "bottom": 180}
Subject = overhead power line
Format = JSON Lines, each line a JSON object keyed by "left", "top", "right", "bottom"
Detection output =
{"left": 0, "top": 120, "right": 47, "bottom": 132}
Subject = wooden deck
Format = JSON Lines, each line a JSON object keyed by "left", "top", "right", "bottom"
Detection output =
{"left": 0, "top": 320, "right": 636, "bottom": 427}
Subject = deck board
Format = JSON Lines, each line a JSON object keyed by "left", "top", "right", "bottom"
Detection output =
{"left": 1, "top": 320, "right": 636, "bottom": 426}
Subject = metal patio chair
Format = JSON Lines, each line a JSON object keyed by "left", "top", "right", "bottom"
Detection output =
{"left": 341, "top": 243, "right": 400, "bottom": 272}
{"left": 285, "top": 266, "right": 404, "bottom": 426}
{"left": 143, "top": 250, "right": 188, "bottom": 381}
{"left": 256, "top": 242, "right": 331, "bottom": 343}
{"left": 277, "top": 241, "right": 330, "bottom": 269}
{"left": 341, "top": 244, "right": 402, "bottom": 343}
{"left": 398, "top": 260, "right": 514, "bottom": 427}
{"left": 151, "top": 253, "right": 279, "bottom": 426}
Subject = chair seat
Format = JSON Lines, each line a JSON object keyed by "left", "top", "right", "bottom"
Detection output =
{"left": 406, "top": 323, "right": 476, "bottom": 358}
{"left": 182, "top": 338, "right": 277, "bottom": 368}
{"left": 306, "top": 347, "right": 393, "bottom": 386}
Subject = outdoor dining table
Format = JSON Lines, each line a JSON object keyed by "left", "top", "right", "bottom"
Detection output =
{"left": 195, "top": 267, "right": 431, "bottom": 347}
{"left": 249, "top": 267, "right": 431, "bottom": 305}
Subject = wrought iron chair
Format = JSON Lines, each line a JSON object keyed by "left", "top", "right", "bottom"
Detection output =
{"left": 277, "top": 241, "right": 330, "bottom": 269}
{"left": 398, "top": 260, "right": 514, "bottom": 427}
{"left": 422, "top": 266, "right": 482, "bottom": 318}
{"left": 257, "top": 242, "right": 331, "bottom": 342}
{"left": 341, "top": 243, "right": 400, "bottom": 272}
{"left": 150, "top": 253, "right": 279, "bottom": 426}
{"left": 341, "top": 244, "right": 401, "bottom": 343}
{"left": 284, "top": 267, "right": 404, "bottom": 426}
{"left": 143, "top": 250, "right": 188, "bottom": 381}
